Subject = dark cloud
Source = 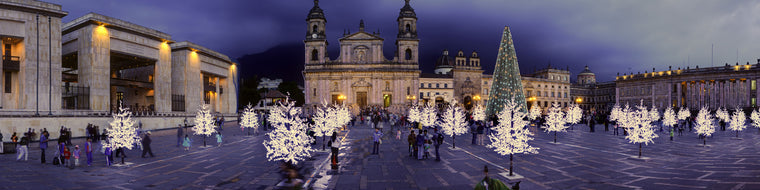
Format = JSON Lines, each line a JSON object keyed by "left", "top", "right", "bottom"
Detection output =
{"left": 49, "top": 0, "right": 760, "bottom": 82}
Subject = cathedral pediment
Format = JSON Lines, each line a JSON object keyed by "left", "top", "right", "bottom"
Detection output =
{"left": 351, "top": 78, "right": 372, "bottom": 87}
{"left": 339, "top": 32, "right": 384, "bottom": 41}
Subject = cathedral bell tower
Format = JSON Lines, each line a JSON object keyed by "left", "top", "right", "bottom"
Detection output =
{"left": 396, "top": 0, "right": 418, "bottom": 64}
{"left": 305, "top": 0, "right": 328, "bottom": 64}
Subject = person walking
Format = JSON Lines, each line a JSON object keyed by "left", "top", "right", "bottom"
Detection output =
{"left": 141, "top": 132, "right": 154, "bottom": 158}
{"left": 0, "top": 131, "right": 4, "bottom": 154}
{"left": 85, "top": 138, "right": 93, "bottom": 166}
{"left": 416, "top": 130, "right": 425, "bottom": 160}
{"left": 407, "top": 130, "right": 416, "bottom": 157}
{"left": 329, "top": 132, "right": 340, "bottom": 167}
{"left": 58, "top": 142, "right": 66, "bottom": 166}
{"left": 39, "top": 131, "right": 49, "bottom": 164}
{"left": 177, "top": 124, "right": 183, "bottom": 147}
{"left": 670, "top": 128, "right": 674, "bottom": 141}
{"left": 434, "top": 128, "right": 444, "bottom": 161}
{"left": 16, "top": 133, "right": 29, "bottom": 161}
{"left": 372, "top": 129, "right": 383, "bottom": 155}
{"left": 104, "top": 145, "right": 112, "bottom": 166}
{"left": 183, "top": 135, "right": 192, "bottom": 151}
{"left": 73, "top": 145, "right": 81, "bottom": 168}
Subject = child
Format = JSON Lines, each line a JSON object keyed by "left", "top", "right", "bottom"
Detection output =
{"left": 396, "top": 129, "right": 401, "bottom": 141}
{"left": 216, "top": 132, "right": 223, "bottom": 146}
{"left": 63, "top": 147, "right": 71, "bottom": 168}
{"left": 183, "top": 135, "right": 191, "bottom": 151}
{"left": 73, "top": 145, "right": 81, "bottom": 167}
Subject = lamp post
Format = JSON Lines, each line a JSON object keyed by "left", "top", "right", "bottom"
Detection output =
{"left": 406, "top": 95, "right": 416, "bottom": 107}
{"left": 337, "top": 94, "right": 346, "bottom": 105}
{"left": 473, "top": 95, "right": 481, "bottom": 106}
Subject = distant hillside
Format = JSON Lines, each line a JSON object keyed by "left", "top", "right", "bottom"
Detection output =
{"left": 236, "top": 43, "right": 304, "bottom": 85}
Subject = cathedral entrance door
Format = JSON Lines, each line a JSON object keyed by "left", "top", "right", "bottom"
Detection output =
{"left": 463, "top": 96, "right": 473, "bottom": 110}
{"left": 356, "top": 92, "right": 367, "bottom": 108}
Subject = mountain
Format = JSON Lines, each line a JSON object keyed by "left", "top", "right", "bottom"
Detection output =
{"left": 236, "top": 43, "right": 304, "bottom": 85}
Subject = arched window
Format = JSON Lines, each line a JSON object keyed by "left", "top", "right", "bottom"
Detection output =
{"left": 311, "top": 49, "right": 319, "bottom": 61}
{"left": 405, "top": 48, "right": 412, "bottom": 60}
{"left": 312, "top": 25, "right": 318, "bottom": 34}
{"left": 405, "top": 24, "right": 411, "bottom": 33}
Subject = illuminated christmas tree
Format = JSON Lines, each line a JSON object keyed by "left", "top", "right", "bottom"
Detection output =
{"left": 437, "top": 100, "right": 468, "bottom": 148}
{"left": 107, "top": 103, "right": 140, "bottom": 165}
{"left": 565, "top": 103, "right": 582, "bottom": 130}
{"left": 543, "top": 102, "right": 568, "bottom": 143}
{"left": 264, "top": 97, "right": 315, "bottom": 165}
{"left": 662, "top": 107, "right": 677, "bottom": 130}
{"left": 729, "top": 106, "right": 746, "bottom": 138}
{"left": 528, "top": 101, "right": 541, "bottom": 121}
{"left": 419, "top": 102, "right": 437, "bottom": 128}
{"left": 487, "top": 98, "right": 538, "bottom": 176}
{"left": 193, "top": 104, "right": 217, "bottom": 147}
{"left": 622, "top": 102, "right": 658, "bottom": 158}
{"left": 240, "top": 103, "right": 259, "bottom": 135}
{"left": 472, "top": 104, "right": 486, "bottom": 122}
{"left": 694, "top": 106, "right": 715, "bottom": 146}
{"left": 751, "top": 109, "right": 760, "bottom": 132}
{"left": 311, "top": 101, "right": 334, "bottom": 150}
{"left": 407, "top": 103, "right": 420, "bottom": 126}
{"left": 485, "top": 26, "right": 526, "bottom": 116}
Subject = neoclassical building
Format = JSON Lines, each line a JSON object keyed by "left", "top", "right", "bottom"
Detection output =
{"left": 570, "top": 66, "right": 616, "bottom": 112}
{"left": 303, "top": 0, "right": 420, "bottom": 114}
{"left": 616, "top": 62, "right": 760, "bottom": 110}
{"left": 1, "top": 0, "right": 237, "bottom": 139}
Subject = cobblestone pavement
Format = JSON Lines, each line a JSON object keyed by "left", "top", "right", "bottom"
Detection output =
{"left": 2, "top": 121, "right": 759, "bottom": 190}
{"left": 324, "top": 123, "right": 760, "bottom": 190}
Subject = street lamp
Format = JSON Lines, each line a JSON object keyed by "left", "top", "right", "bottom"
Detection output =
{"left": 337, "top": 94, "right": 346, "bottom": 104}
{"left": 575, "top": 97, "right": 583, "bottom": 104}
{"left": 406, "top": 95, "right": 416, "bottom": 106}
{"left": 473, "top": 95, "right": 481, "bottom": 105}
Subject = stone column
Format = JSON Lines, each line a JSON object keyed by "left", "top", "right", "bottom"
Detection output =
{"left": 154, "top": 42, "right": 172, "bottom": 113}
{"left": 78, "top": 25, "right": 111, "bottom": 112}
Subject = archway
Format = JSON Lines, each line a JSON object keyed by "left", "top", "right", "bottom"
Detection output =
{"left": 463, "top": 96, "right": 473, "bottom": 110}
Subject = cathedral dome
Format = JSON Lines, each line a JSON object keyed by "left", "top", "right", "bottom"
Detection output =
{"left": 434, "top": 49, "right": 453, "bottom": 74}
{"left": 578, "top": 66, "right": 595, "bottom": 76}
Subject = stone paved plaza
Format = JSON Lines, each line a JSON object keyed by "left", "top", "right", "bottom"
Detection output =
{"left": 1, "top": 121, "right": 759, "bottom": 189}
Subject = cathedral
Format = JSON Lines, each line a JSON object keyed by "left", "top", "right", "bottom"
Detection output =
{"left": 303, "top": 0, "right": 421, "bottom": 114}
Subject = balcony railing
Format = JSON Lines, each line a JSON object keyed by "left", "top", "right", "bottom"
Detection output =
{"left": 172, "top": 94, "right": 185, "bottom": 112}
{"left": 2, "top": 55, "right": 20, "bottom": 71}
{"left": 62, "top": 85, "right": 90, "bottom": 110}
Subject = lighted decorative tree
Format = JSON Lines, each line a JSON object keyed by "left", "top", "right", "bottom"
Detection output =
{"left": 407, "top": 103, "right": 420, "bottom": 127}
{"left": 610, "top": 103, "right": 622, "bottom": 122}
{"left": 437, "top": 100, "right": 468, "bottom": 148}
{"left": 622, "top": 102, "right": 658, "bottom": 158}
{"left": 528, "top": 101, "right": 541, "bottom": 121}
{"left": 716, "top": 107, "right": 730, "bottom": 122}
{"left": 565, "top": 103, "right": 582, "bottom": 130}
{"left": 472, "top": 104, "right": 486, "bottom": 122}
{"left": 107, "top": 104, "right": 140, "bottom": 165}
{"left": 264, "top": 97, "right": 315, "bottom": 165}
{"left": 487, "top": 98, "right": 538, "bottom": 177}
{"left": 543, "top": 103, "right": 568, "bottom": 143}
{"left": 694, "top": 106, "right": 715, "bottom": 146}
{"left": 662, "top": 107, "right": 677, "bottom": 131}
{"left": 485, "top": 26, "right": 527, "bottom": 116}
{"left": 240, "top": 103, "right": 259, "bottom": 136}
{"left": 752, "top": 109, "right": 760, "bottom": 132}
{"left": 677, "top": 107, "right": 691, "bottom": 128}
{"left": 311, "top": 101, "right": 335, "bottom": 151}
{"left": 193, "top": 104, "right": 217, "bottom": 147}
{"left": 729, "top": 106, "right": 746, "bottom": 139}
{"left": 335, "top": 103, "right": 352, "bottom": 129}
{"left": 419, "top": 102, "right": 437, "bottom": 128}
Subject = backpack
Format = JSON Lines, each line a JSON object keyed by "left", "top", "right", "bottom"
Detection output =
{"left": 52, "top": 156, "right": 60, "bottom": 165}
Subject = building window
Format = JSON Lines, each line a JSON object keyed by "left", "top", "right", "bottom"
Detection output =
{"left": 538, "top": 91, "right": 541, "bottom": 97}
{"left": 435, "top": 92, "right": 439, "bottom": 95}
{"left": 312, "top": 25, "right": 318, "bottom": 34}
{"left": 420, "top": 92, "right": 423, "bottom": 98}
{"left": 485, "top": 81, "right": 488, "bottom": 85}
{"left": 421, "top": 83, "right": 424, "bottom": 88}
{"left": 405, "top": 48, "right": 413, "bottom": 60}
{"left": 564, "top": 92, "right": 567, "bottom": 98}
{"left": 444, "top": 84, "right": 448, "bottom": 88}
{"left": 428, "top": 83, "right": 431, "bottom": 88}
{"left": 545, "top": 92, "right": 548, "bottom": 97}
{"left": 311, "top": 49, "right": 319, "bottom": 61}
{"left": 407, "top": 87, "right": 410, "bottom": 95}
{"left": 4, "top": 72, "right": 10, "bottom": 93}
{"left": 405, "top": 24, "right": 411, "bottom": 33}
{"left": 436, "top": 83, "right": 439, "bottom": 88}
{"left": 752, "top": 80, "right": 757, "bottom": 91}
{"left": 527, "top": 91, "right": 532, "bottom": 97}
{"left": 544, "top": 101, "right": 548, "bottom": 107}
{"left": 427, "top": 92, "right": 430, "bottom": 97}
{"left": 551, "top": 92, "right": 555, "bottom": 97}
{"left": 313, "top": 88, "right": 316, "bottom": 96}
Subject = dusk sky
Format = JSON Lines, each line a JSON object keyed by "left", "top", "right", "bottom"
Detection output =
{"left": 49, "top": 0, "right": 760, "bottom": 82}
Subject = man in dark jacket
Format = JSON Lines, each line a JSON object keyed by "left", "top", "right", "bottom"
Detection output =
{"left": 177, "top": 124, "right": 183, "bottom": 147}
{"left": 141, "top": 132, "right": 154, "bottom": 158}
{"left": 40, "top": 131, "right": 48, "bottom": 164}
{"left": 407, "top": 130, "right": 416, "bottom": 157}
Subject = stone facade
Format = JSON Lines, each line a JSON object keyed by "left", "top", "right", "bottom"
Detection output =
{"left": 616, "top": 63, "right": 760, "bottom": 110}
{"left": 303, "top": 1, "right": 420, "bottom": 114}
{"left": 0, "top": 0, "right": 67, "bottom": 114}
{"left": 0, "top": 1, "right": 238, "bottom": 139}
